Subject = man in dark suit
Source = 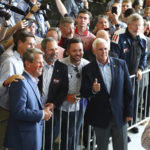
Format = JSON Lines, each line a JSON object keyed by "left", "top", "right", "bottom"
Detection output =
{"left": 80, "top": 38, "right": 134, "bottom": 150}
{"left": 4, "top": 48, "right": 52, "bottom": 150}
{"left": 39, "top": 37, "right": 68, "bottom": 150}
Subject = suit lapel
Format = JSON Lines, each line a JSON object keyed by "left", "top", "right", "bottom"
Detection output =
{"left": 92, "top": 61, "right": 109, "bottom": 95}
{"left": 109, "top": 58, "right": 117, "bottom": 96}
{"left": 47, "top": 61, "right": 59, "bottom": 98}
{"left": 50, "top": 61, "right": 58, "bottom": 83}
{"left": 23, "top": 72, "right": 43, "bottom": 108}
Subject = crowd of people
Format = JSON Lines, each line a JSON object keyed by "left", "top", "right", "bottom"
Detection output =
{"left": 0, "top": 0, "right": 150, "bottom": 150}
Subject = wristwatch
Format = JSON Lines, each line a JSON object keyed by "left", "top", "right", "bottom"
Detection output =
{"left": 115, "top": 24, "right": 120, "bottom": 28}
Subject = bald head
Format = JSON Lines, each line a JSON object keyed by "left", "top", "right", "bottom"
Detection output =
{"left": 96, "top": 30, "right": 110, "bottom": 43}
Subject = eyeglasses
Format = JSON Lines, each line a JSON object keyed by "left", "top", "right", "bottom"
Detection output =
{"left": 73, "top": 67, "right": 80, "bottom": 78}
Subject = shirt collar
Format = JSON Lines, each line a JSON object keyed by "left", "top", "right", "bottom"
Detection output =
{"left": 14, "top": 51, "right": 22, "bottom": 60}
{"left": 24, "top": 70, "right": 39, "bottom": 85}
{"left": 96, "top": 58, "right": 110, "bottom": 67}
{"left": 75, "top": 27, "right": 89, "bottom": 36}
{"left": 44, "top": 60, "right": 54, "bottom": 69}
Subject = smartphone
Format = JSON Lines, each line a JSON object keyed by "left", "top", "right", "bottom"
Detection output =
{"left": 112, "top": 6, "right": 117, "bottom": 14}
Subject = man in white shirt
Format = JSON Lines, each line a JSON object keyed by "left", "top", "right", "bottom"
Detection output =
{"left": 61, "top": 37, "right": 89, "bottom": 150}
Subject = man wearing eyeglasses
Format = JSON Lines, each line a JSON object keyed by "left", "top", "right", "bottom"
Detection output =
{"left": 60, "top": 37, "right": 89, "bottom": 150}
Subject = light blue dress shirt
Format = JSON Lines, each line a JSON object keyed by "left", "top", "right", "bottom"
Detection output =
{"left": 96, "top": 59, "right": 112, "bottom": 94}
{"left": 0, "top": 51, "right": 24, "bottom": 110}
{"left": 41, "top": 61, "right": 54, "bottom": 104}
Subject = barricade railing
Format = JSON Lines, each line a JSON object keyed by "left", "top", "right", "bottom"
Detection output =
{"left": 128, "top": 69, "right": 150, "bottom": 130}
{"left": 44, "top": 69, "right": 150, "bottom": 150}
{"left": 0, "top": 69, "right": 150, "bottom": 150}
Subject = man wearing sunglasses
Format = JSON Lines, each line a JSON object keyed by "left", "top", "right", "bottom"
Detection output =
{"left": 60, "top": 37, "right": 89, "bottom": 150}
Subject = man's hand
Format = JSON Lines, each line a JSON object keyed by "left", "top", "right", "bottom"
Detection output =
{"left": 136, "top": 69, "right": 142, "bottom": 81}
{"left": 125, "top": 117, "right": 132, "bottom": 122}
{"left": 43, "top": 107, "right": 52, "bottom": 121}
{"left": 92, "top": 78, "right": 100, "bottom": 93}
{"left": 16, "top": 20, "right": 29, "bottom": 29}
{"left": 45, "top": 103, "right": 55, "bottom": 111}
{"left": 2, "top": 17, "right": 11, "bottom": 27}
{"left": 84, "top": 1, "right": 89, "bottom": 9}
{"left": 5, "top": 74, "right": 24, "bottom": 85}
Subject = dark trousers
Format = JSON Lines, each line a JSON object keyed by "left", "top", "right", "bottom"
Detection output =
{"left": 94, "top": 119, "right": 127, "bottom": 150}
{"left": 0, "top": 107, "right": 9, "bottom": 150}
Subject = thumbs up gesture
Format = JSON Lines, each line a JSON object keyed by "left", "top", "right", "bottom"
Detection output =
{"left": 92, "top": 78, "right": 100, "bottom": 93}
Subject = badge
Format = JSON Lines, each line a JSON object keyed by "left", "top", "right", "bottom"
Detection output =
{"left": 53, "top": 78, "right": 60, "bottom": 84}
{"left": 123, "top": 48, "right": 129, "bottom": 53}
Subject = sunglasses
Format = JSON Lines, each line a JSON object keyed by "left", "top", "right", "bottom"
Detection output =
{"left": 73, "top": 67, "right": 80, "bottom": 78}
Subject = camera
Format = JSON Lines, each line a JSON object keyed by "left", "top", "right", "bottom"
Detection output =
{"left": 112, "top": 6, "right": 117, "bottom": 15}
{"left": 0, "top": 10, "right": 11, "bottom": 20}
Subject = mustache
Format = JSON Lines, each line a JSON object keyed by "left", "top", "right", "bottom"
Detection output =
{"left": 45, "top": 54, "right": 58, "bottom": 62}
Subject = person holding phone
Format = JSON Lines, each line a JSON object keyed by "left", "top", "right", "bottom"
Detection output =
{"left": 108, "top": 2, "right": 127, "bottom": 37}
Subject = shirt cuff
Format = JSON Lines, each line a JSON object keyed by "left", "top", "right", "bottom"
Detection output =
{"left": 42, "top": 110, "right": 44, "bottom": 120}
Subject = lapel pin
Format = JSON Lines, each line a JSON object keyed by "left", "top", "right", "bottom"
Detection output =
{"left": 113, "top": 65, "right": 116, "bottom": 68}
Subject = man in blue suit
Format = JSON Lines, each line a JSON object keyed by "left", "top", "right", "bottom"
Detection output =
{"left": 4, "top": 48, "right": 52, "bottom": 150}
{"left": 80, "top": 38, "right": 134, "bottom": 150}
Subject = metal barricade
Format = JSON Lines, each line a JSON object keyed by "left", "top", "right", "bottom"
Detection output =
{"left": 44, "top": 69, "right": 150, "bottom": 150}
{"left": 1, "top": 70, "right": 150, "bottom": 150}
{"left": 128, "top": 69, "right": 150, "bottom": 130}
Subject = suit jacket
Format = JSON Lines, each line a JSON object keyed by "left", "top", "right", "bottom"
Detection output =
{"left": 4, "top": 72, "right": 44, "bottom": 150}
{"left": 38, "top": 60, "right": 68, "bottom": 108}
{"left": 80, "top": 57, "right": 134, "bottom": 128}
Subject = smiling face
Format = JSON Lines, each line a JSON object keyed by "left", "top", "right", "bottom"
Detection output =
{"left": 94, "top": 40, "right": 109, "bottom": 65}
{"left": 26, "top": 53, "right": 44, "bottom": 78}
{"left": 44, "top": 41, "right": 58, "bottom": 64}
{"left": 68, "top": 42, "right": 84, "bottom": 64}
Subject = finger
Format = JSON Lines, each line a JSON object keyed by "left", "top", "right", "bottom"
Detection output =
{"left": 13, "top": 79, "right": 19, "bottom": 82}
{"left": 44, "top": 104, "right": 49, "bottom": 107}
{"left": 16, "top": 76, "right": 24, "bottom": 80}
{"left": 19, "top": 76, "right": 25, "bottom": 79}
{"left": 94, "top": 78, "right": 98, "bottom": 84}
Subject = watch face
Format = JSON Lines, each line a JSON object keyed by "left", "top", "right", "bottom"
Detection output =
{"left": 115, "top": 24, "right": 120, "bottom": 27}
